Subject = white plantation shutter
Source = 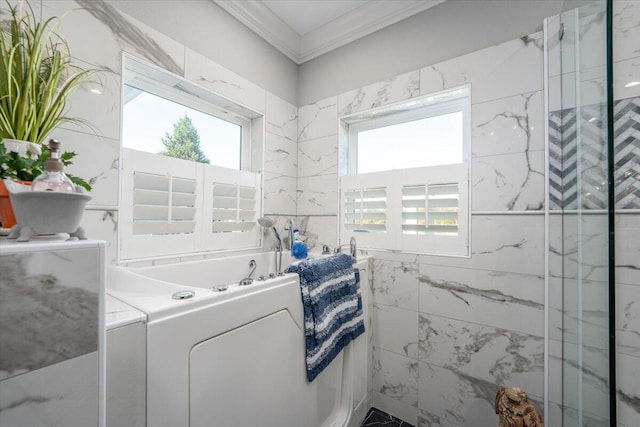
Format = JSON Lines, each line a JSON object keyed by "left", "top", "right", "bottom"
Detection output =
{"left": 204, "top": 165, "right": 261, "bottom": 251}
{"left": 341, "top": 173, "right": 394, "bottom": 249}
{"left": 120, "top": 148, "right": 261, "bottom": 260}
{"left": 401, "top": 183, "right": 459, "bottom": 236}
{"left": 425, "top": 183, "right": 459, "bottom": 235}
{"left": 211, "top": 184, "right": 256, "bottom": 232}
{"left": 340, "top": 164, "right": 469, "bottom": 256}
{"left": 121, "top": 149, "right": 200, "bottom": 259}
{"left": 344, "top": 187, "right": 387, "bottom": 233}
{"left": 132, "top": 172, "right": 197, "bottom": 235}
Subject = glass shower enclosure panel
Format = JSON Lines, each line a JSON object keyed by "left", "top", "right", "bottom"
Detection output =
{"left": 546, "top": 1, "right": 611, "bottom": 426}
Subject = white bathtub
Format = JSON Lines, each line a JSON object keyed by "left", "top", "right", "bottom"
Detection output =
{"left": 107, "top": 251, "right": 371, "bottom": 427}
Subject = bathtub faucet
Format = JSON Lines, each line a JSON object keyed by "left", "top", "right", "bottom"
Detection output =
{"left": 258, "top": 216, "right": 284, "bottom": 274}
{"left": 239, "top": 259, "right": 257, "bottom": 286}
{"left": 284, "top": 219, "right": 294, "bottom": 250}
{"left": 273, "top": 228, "right": 283, "bottom": 275}
{"left": 333, "top": 237, "right": 357, "bottom": 260}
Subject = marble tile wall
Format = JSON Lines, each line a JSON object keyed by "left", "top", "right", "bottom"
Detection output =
{"left": 292, "top": 28, "right": 549, "bottom": 424}
{"left": 35, "top": 0, "right": 300, "bottom": 263}
{"left": 296, "top": 2, "right": 639, "bottom": 425}
{"left": 0, "top": 242, "right": 104, "bottom": 427}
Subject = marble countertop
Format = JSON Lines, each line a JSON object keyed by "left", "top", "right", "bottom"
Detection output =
{"left": 106, "top": 293, "right": 146, "bottom": 330}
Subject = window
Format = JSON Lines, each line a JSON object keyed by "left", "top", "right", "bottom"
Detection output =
{"left": 123, "top": 87, "right": 244, "bottom": 169}
{"left": 119, "top": 55, "right": 264, "bottom": 260}
{"left": 340, "top": 86, "right": 470, "bottom": 256}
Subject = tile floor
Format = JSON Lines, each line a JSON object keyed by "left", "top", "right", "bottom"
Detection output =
{"left": 360, "top": 407, "right": 415, "bottom": 427}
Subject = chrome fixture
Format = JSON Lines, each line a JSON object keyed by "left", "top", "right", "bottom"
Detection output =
{"left": 334, "top": 237, "right": 357, "bottom": 259}
{"left": 239, "top": 278, "right": 254, "bottom": 286}
{"left": 172, "top": 290, "right": 195, "bottom": 300}
{"left": 322, "top": 244, "right": 331, "bottom": 255}
{"left": 239, "top": 259, "right": 257, "bottom": 286}
{"left": 284, "top": 219, "right": 294, "bottom": 250}
{"left": 258, "top": 216, "right": 283, "bottom": 275}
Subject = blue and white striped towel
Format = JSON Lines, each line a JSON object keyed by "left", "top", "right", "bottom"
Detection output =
{"left": 285, "top": 253, "right": 365, "bottom": 382}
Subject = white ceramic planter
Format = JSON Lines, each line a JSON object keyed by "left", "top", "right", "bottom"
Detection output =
{"left": 3, "top": 180, "right": 91, "bottom": 242}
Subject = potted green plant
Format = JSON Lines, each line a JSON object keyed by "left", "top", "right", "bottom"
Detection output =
{"left": 0, "top": 0, "right": 98, "bottom": 228}
{"left": 0, "top": 0, "right": 98, "bottom": 143}
{"left": 0, "top": 139, "right": 91, "bottom": 227}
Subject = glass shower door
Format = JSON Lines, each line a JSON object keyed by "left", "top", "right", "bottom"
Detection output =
{"left": 546, "top": 1, "right": 612, "bottom": 425}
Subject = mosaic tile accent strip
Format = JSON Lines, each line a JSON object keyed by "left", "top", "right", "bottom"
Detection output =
{"left": 549, "top": 96, "right": 639, "bottom": 210}
{"left": 614, "top": 97, "right": 640, "bottom": 209}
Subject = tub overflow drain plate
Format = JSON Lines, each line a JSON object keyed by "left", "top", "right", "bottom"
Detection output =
{"left": 172, "top": 290, "right": 195, "bottom": 300}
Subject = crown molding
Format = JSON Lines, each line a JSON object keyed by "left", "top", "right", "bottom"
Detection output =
{"left": 214, "top": 0, "right": 446, "bottom": 64}
{"left": 298, "top": 0, "right": 446, "bottom": 63}
{"left": 214, "top": 0, "right": 300, "bottom": 62}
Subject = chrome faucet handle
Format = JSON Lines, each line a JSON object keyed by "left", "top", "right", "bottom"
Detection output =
{"left": 349, "top": 236, "right": 357, "bottom": 259}
{"left": 333, "top": 239, "right": 357, "bottom": 259}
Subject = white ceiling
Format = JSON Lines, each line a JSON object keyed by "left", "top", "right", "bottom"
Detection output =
{"left": 214, "top": 0, "right": 447, "bottom": 64}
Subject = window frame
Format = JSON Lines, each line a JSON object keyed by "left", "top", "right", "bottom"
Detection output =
{"left": 347, "top": 89, "right": 471, "bottom": 175}
{"left": 119, "top": 54, "right": 264, "bottom": 262}
{"left": 339, "top": 86, "right": 472, "bottom": 257}
{"left": 122, "top": 80, "right": 252, "bottom": 171}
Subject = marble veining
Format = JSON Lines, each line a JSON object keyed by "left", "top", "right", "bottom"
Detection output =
{"left": 420, "top": 32, "right": 543, "bottom": 104}
{"left": 373, "top": 349, "right": 419, "bottom": 407}
{"left": 418, "top": 274, "right": 542, "bottom": 309}
{"left": 265, "top": 133, "right": 298, "bottom": 179}
{"left": 101, "top": 211, "right": 118, "bottom": 231}
{"left": 0, "top": 352, "right": 99, "bottom": 426}
{"left": 613, "top": 1, "right": 640, "bottom": 62}
{"left": 263, "top": 175, "right": 297, "bottom": 215}
{"left": 418, "top": 216, "right": 544, "bottom": 277}
{"left": 76, "top": 0, "right": 184, "bottom": 76}
{"left": 475, "top": 92, "right": 535, "bottom": 155}
{"left": 338, "top": 71, "right": 420, "bottom": 116}
{"left": 418, "top": 360, "right": 533, "bottom": 427}
{"left": 298, "top": 135, "right": 338, "bottom": 178}
{"left": 548, "top": 340, "right": 610, "bottom": 418}
{"left": 419, "top": 266, "right": 544, "bottom": 338}
{"left": 0, "top": 254, "right": 99, "bottom": 380}
{"left": 267, "top": 115, "right": 298, "bottom": 142}
{"left": 617, "top": 389, "right": 640, "bottom": 417}
{"left": 297, "top": 175, "right": 338, "bottom": 215}
{"left": 373, "top": 304, "right": 419, "bottom": 359}
{"left": 89, "top": 158, "right": 119, "bottom": 189}
{"left": 547, "top": 401, "right": 609, "bottom": 427}
{"left": 418, "top": 409, "right": 460, "bottom": 427}
{"left": 372, "top": 260, "right": 420, "bottom": 311}
{"left": 618, "top": 283, "right": 640, "bottom": 357}
{"left": 298, "top": 97, "right": 338, "bottom": 142}
{"left": 472, "top": 149, "right": 545, "bottom": 211}
{"left": 472, "top": 91, "right": 544, "bottom": 157}
{"left": 266, "top": 94, "right": 298, "bottom": 143}
{"left": 418, "top": 315, "right": 544, "bottom": 396}
{"left": 616, "top": 351, "right": 640, "bottom": 425}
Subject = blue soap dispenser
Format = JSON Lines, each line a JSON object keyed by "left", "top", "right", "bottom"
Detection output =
{"left": 291, "top": 228, "right": 308, "bottom": 259}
